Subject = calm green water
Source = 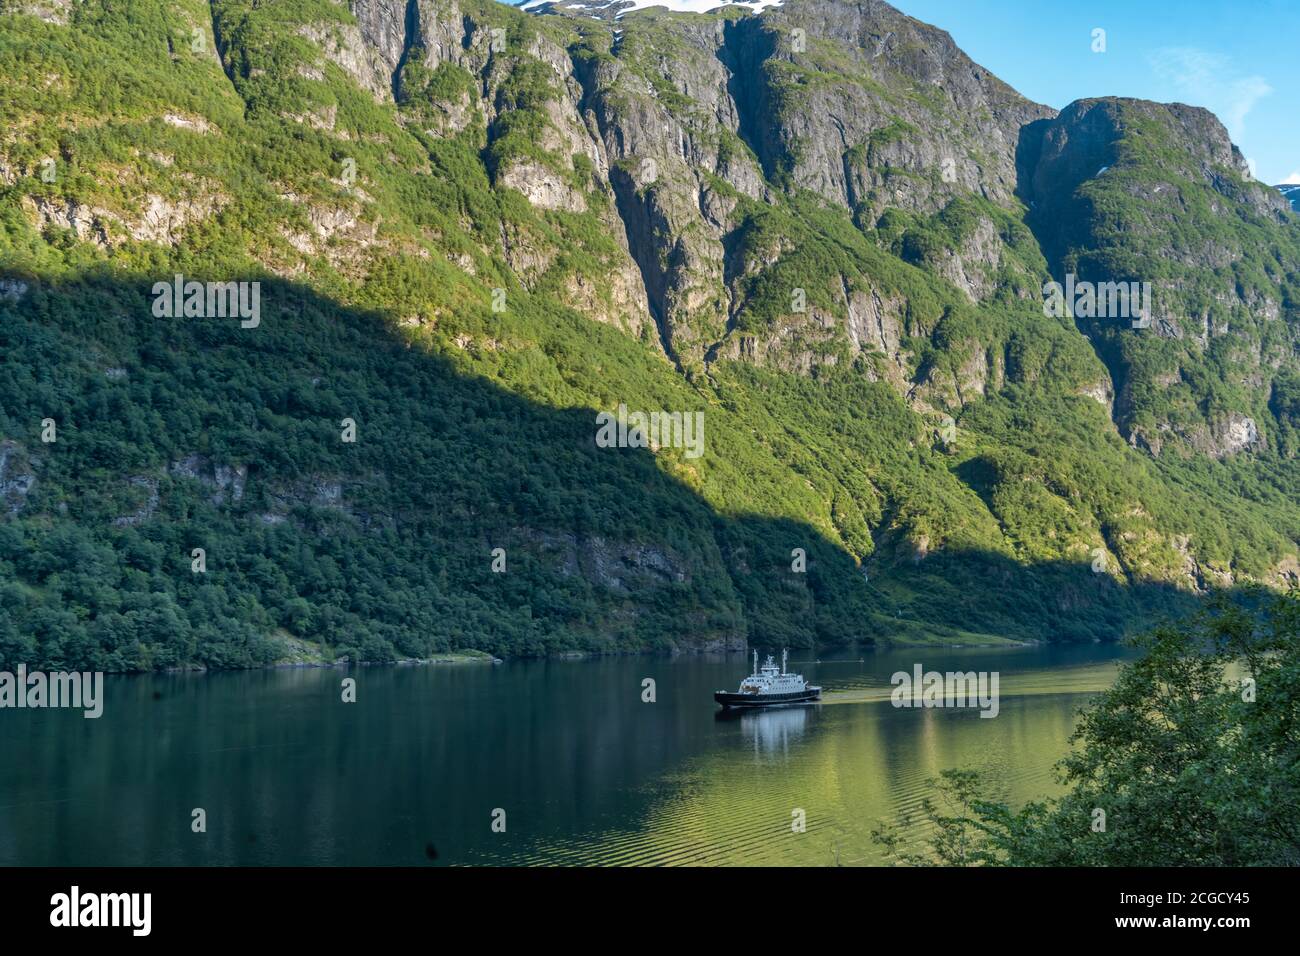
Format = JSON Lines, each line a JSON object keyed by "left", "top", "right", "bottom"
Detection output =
{"left": 0, "top": 644, "right": 1135, "bottom": 866}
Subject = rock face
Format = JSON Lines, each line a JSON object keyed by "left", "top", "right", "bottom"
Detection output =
{"left": 298, "top": 19, "right": 394, "bottom": 102}
{"left": 107, "top": 1, "right": 1296, "bottom": 447}
{"left": 1020, "top": 97, "right": 1300, "bottom": 455}
{"left": 21, "top": 196, "right": 111, "bottom": 248}
{"left": 350, "top": 0, "right": 411, "bottom": 81}
{"left": 252, "top": 0, "right": 1055, "bottom": 373}
{"left": 13, "top": 0, "right": 1298, "bottom": 436}
{"left": 169, "top": 455, "right": 248, "bottom": 506}
{"left": 0, "top": 277, "right": 28, "bottom": 300}
{"left": 534, "top": 529, "right": 688, "bottom": 590}
{"left": 1024, "top": 98, "right": 1288, "bottom": 262}
{"left": 0, "top": 441, "right": 36, "bottom": 516}
{"left": 21, "top": 190, "right": 223, "bottom": 248}
{"left": 1, "top": 0, "right": 73, "bottom": 25}
{"left": 726, "top": 0, "right": 1052, "bottom": 213}
{"left": 549, "top": 0, "right": 1055, "bottom": 368}
{"left": 4, "top": 0, "right": 1299, "bottom": 668}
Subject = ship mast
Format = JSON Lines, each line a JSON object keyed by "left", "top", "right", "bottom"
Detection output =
{"left": 781, "top": 648, "right": 787, "bottom": 675}
{"left": 752, "top": 649, "right": 758, "bottom": 676}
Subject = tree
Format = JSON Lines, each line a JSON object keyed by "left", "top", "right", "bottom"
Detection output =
{"left": 874, "top": 588, "right": 1300, "bottom": 866}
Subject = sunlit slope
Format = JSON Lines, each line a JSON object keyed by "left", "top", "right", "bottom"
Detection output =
{"left": 0, "top": 0, "right": 1297, "bottom": 669}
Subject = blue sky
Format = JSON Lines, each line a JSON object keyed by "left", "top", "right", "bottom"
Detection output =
{"left": 503, "top": 0, "right": 1297, "bottom": 183}
{"left": 892, "top": 0, "right": 1297, "bottom": 184}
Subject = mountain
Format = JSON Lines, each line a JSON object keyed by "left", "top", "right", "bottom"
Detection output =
{"left": 0, "top": 0, "right": 1297, "bottom": 671}
{"left": 523, "top": 0, "right": 788, "bottom": 15}
{"left": 1280, "top": 183, "right": 1300, "bottom": 212}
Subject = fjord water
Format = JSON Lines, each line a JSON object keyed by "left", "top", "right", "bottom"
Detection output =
{"left": 0, "top": 644, "right": 1135, "bottom": 866}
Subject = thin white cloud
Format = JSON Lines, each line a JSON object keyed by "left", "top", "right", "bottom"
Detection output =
{"left": 1281, "top": 171, "right": 1300, "bottom": 185}
{"left": 1148, "top": 46, "right": 1272, "bottom": 141}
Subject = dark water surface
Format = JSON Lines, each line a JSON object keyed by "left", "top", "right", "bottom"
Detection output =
{"left": 0, "top": 643, "right": 1136, "bottom": 866}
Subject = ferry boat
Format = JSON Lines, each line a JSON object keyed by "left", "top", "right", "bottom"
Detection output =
{"left": 714, "top": 650, "right": 821, "bottom": 708}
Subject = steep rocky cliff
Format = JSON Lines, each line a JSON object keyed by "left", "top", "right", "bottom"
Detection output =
{"left": 1021, "top": 97, "right": 1300, "bottom": 457}
{"left": 0, "top": 0, "right": 1297, "bottom": 669}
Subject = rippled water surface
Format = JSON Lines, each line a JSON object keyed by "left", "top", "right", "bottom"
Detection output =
{"left": 0, "top": 643, "right": 1136, "bottom": 865}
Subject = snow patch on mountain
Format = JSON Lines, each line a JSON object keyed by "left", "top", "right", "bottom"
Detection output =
{"left": 522, "top": 0, "right": 784, "bottom": 19}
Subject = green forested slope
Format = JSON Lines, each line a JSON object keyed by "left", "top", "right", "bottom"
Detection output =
{"left": 0, "top": 0, "right": 1296, "bottom": 670}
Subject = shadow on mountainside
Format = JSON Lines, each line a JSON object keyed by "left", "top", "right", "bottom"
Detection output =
{"left": 0, "top": 271, "right": 1207, "bottom": 671}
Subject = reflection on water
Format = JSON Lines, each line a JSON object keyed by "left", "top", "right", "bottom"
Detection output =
{"left": 717, "top": 705, "right": 811, "bottom": 757}
{"left": 0, "top": 643, "right": 1136, "bottom": 866}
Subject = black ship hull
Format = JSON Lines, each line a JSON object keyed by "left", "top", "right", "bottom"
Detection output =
{"left": 714, "top": 688, "right": 821, "bottom": 708}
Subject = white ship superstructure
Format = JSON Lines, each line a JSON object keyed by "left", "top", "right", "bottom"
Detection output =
{"left": 715, "top": 649, "right": 821, "bottom": 708}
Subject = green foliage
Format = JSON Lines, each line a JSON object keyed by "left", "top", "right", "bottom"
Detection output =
{"left": 484, "top": 57, "right": 562, "bottom": 178}
{"left": 874, "top": 589, "right": 1300, "bottom": 865}
{"left": 0, "top": 4, "right": 1297, "bottom": 674}
{"left": 1028, "top": 100, "right": 1300, "bottom": 447}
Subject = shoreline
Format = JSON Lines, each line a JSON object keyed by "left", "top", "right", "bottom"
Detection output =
{"left": 151, "top": 635, "right": 1051, "bottom": 676}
